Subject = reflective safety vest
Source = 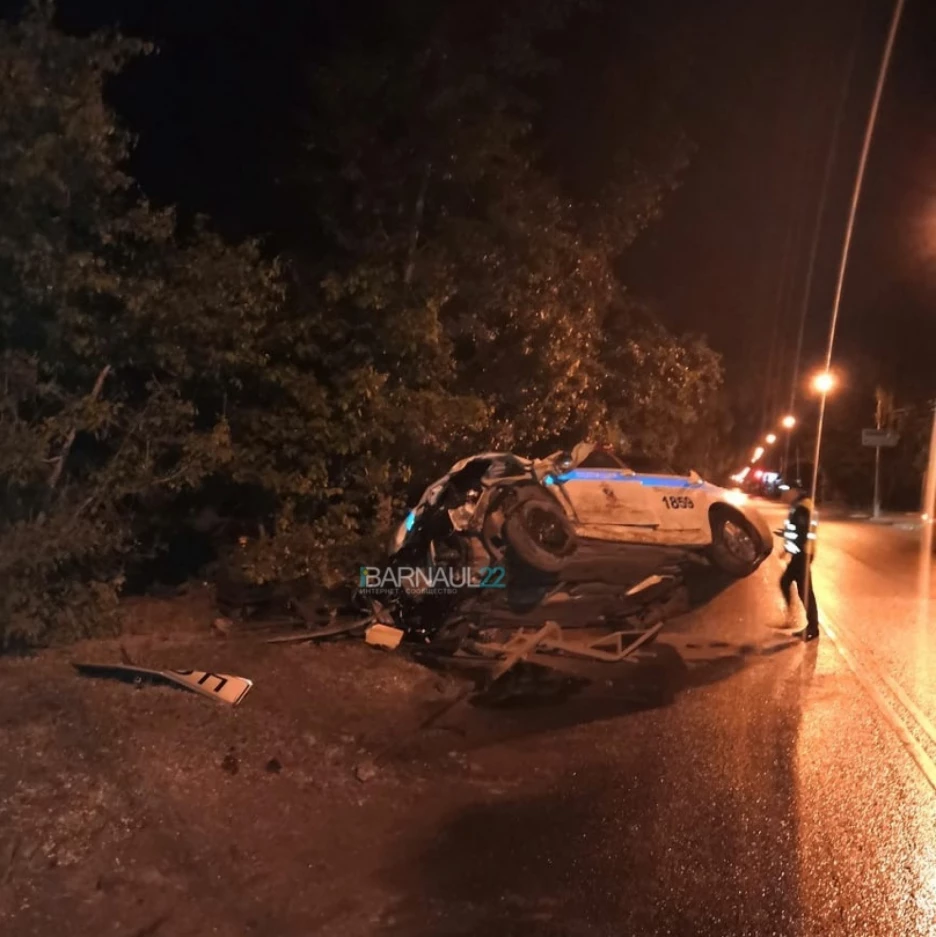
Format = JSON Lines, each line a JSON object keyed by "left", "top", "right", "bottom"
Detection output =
{"left": 782, "top": 496, "right": 817, "bottom": 558}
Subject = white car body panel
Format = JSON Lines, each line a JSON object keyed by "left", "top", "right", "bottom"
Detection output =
{"left": 551, "top": 471, "right": 659, "bottom": 528}
{"left": 551, "top": 467, "right": 713, "bottom": 536}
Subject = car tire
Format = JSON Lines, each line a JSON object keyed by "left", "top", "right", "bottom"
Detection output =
{"left": 502, "top": 492, "right": 577, "bottom": 574}
{"left": 707, "top": 508, "right": 762, "bottom": 578}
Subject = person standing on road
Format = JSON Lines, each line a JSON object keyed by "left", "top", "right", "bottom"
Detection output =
{"left": 778, "top": 485, "right": 820, "bottom": 641}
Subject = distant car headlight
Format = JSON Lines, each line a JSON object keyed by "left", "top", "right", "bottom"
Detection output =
{"left": 723, "top": 488, "right": 748, "bottom": 507}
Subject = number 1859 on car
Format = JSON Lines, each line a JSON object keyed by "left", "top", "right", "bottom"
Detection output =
{"left": 661, "top": 495, "right": 695, "bottom": 510}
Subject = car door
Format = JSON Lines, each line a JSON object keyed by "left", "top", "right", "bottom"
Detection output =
{"left": 553, "top": 451, "right": 659, "bottom": 528}
{"left": 641, "top": 474, "right": 707, "bottom": 533}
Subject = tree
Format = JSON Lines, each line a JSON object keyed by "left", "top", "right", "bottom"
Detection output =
{"left": 0, "top": 2, "right": 727, "bottom": 645}
{"left": 0, "top": 6, "right": 283, "bottom": 644}
{"left": 294, "top": 0, "right": 708, "bottom": 462}
{"left": 599, "top": 301, "right": 724, "bottom": 467}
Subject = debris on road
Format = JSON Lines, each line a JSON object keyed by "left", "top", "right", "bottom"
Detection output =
{"left": 264, "top": 617, "right": 371, "bottom": 645}
{"left": 354, "top": 760, "right": 378, "bottom": 783}
{"left": 476, "top": 620, "right": 666, "bottom": 679}
{"left": 221, "top": 750, "right": 239, "bottom": 775}
{"left": 1, "top": 634, "right": 473, "bottom": 936}
{"left": 211, "top": 616, "right": 234, "bottom": 637}
{"left": 73, "top": 662, "right": 254, "bottom": 706}
{"left": 365, "top": 623, "right": 405, "bottom": 650}
{"left": 1, "top": 835, "right": 18, "bottom": 885}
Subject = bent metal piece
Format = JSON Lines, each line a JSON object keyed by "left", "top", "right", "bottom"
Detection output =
{"left": 265, "top": 617, "right": 372, "bottom": 644}
{"left": 471, "top": 618, "right": 665, "bottom": 680}
{"left": 73, "top": 662, "right": 253, "bottom": 706}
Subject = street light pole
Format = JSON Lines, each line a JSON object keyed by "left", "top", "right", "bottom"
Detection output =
{"left": 919, "top": 403, "right": 936, "bottom": 624}
{"left": 786, "top": 6, "right": 864, "bottom": 435}
{"left": 873, "top": 390, "right": 883, "bottom": 519}
{"left": 804, "top": 0, "right": 906, "bottom": 611}
{"left": 923, "top": 403, "right": 936, "bottom": 526}
{"left": 808, "top": 0, "right": 906, "bottom": 516}
{"left": 873, "top": 445, "right": 882, "bottom": 519}
{"left": 780, "top": 415, "right": 797, "bottom": 480}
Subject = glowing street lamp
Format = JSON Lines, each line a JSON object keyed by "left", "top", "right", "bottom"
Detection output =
{"left": 779, "top": 415, "right": 797, "bottom": 477}
{"left": 812, "top": 371, "right": 836, "bottom": 395}
{"left": 752, "top": 446, "right": 765, "bottom": 463}
{"left": 765, "top": 433, "right": 777, "bottom": 444}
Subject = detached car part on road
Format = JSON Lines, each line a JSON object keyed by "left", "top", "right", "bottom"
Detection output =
{"left": 368, "top": 444, "right": 772, "bottom": 647}
{"left": 74, "top": 662, "right": 254, "bottom": 705}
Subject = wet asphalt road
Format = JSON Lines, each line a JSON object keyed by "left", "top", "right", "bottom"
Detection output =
{"left": 378, "top": 505, "right": 936, "bottom": 937}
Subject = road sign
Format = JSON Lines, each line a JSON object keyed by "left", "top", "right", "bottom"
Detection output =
{"left": 862, "top": 428, "right": 899, "bottom": 447}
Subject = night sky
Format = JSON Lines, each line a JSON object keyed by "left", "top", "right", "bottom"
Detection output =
{"left": 15, "top": 0, "right": 936, "bottom": 415}
{"left": 613, "top": 0, "right": 936, "bottom": 413}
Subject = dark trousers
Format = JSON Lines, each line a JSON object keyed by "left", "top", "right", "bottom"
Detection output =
{"left": 780, "top": 552, "right": 819, "bottom": 629}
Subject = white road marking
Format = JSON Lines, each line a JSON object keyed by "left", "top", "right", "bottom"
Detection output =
{"left": 826, "top": 613, "right": 936, "bottom": 752}
{"left": 818, "top": 613, "right": 936, "bottom": 794}
{"left": 758, "top": 506, "right": 936, "bottom": 790}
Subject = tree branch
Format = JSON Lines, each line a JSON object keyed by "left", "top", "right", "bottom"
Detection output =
{"left": 47, "top": 364, "right": 111, "bottom": 491}
{"left": 403, "top": 161, "right": 432, "bottom": 287}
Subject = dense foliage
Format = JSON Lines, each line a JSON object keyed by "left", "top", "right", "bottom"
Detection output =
{"left": 1, "top": 4, "right": 724, "bottom": 645}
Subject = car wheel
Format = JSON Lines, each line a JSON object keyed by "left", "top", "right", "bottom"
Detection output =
{"left": 502, "top": 492, "right": 577, "bottom": 574}
{"left": 708, "top": 509, "right": 761, "bottom": 578}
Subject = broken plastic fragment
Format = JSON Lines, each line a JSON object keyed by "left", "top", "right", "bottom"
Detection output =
{"left": 365, "top": 623, "right": 405, "bottom": 650}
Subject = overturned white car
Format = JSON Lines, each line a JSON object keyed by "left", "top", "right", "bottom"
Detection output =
{"left": 376, "top": 443, "right": 772, "bottom": 643}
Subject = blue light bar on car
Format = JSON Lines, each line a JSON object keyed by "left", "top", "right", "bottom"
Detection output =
{"left": 555, "top": 470, "right": 639, "bottom": 482}
{"left": 554, "top": 470, "right": 701, "bottom": 489}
